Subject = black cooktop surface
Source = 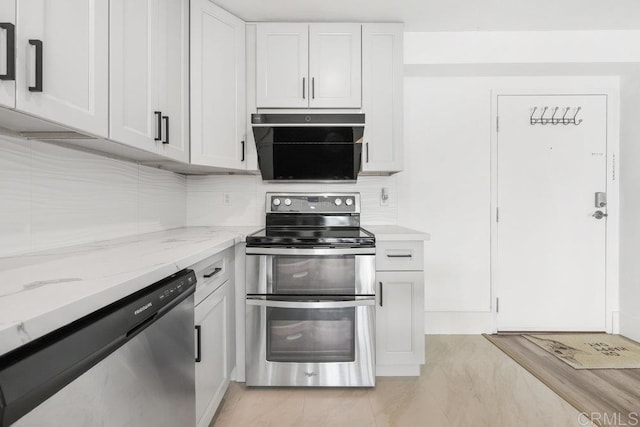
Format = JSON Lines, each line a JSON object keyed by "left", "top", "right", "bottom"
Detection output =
{"left": 246, "top": 227, "right": 375, "bottom": 247}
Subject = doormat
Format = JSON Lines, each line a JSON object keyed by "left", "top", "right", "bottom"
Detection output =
{"left": 523, "top": 334, "right": 640, "bottom": 369}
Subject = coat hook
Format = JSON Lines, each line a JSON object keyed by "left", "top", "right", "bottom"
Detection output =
{"left": 540, "top": 106, "right": 549, "bottom": 125}
{"left": 572, "top": 106, "right": 582, "bottom": 125}
{"left": 562, "top": 107, "right": 571, "bottom": 125}
{"left": 550, "top": 107, "right": 560, "bottom": 125}
{"left": 530, "top": 107, "right": 538, "bottom": 125}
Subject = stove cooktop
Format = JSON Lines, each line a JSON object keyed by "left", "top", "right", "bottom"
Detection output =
{"left": 245, "top": 227, "right": 375, "bottom": 248}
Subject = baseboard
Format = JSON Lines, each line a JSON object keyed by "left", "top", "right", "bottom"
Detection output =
{"left": 612, "top": 310, "right": 620, "bottom": 334}
{"left": 376, "top": 364, "right": 420, "bottom": 376}
{"left": 620, "top": 312, "right": 640, "bottom": 342}
{"left": 425, "top": 311, "right": 495, "bottom": 334}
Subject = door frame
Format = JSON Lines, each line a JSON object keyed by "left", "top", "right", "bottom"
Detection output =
{"left": 490, "top": 88, "right": 620, "bottom": 333}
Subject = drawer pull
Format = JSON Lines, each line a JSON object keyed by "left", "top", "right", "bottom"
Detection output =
{"left": 195, "top": 325, "right": 202, "bottom": 362}
{"left": 387, "top": 254, "right": 412, "bottom": 258}
{"left": 203, "top": 267, "right": 222, "bottom": 278}
{"left": 379, "top": 282, "right": 383, "bottom": 307}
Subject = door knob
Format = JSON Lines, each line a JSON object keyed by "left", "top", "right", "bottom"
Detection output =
{"left": 592, "top": 210, "right": 608, "bottom": 219}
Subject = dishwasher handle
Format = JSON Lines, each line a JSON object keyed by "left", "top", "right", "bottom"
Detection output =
{"left": 0, "top": 270, "right": 196, "bottom": 427}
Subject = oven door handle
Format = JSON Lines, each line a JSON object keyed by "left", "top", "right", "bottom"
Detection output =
{"left": 245, "top": 247, "right": 375, "bottom": 256}
{"left": 245, "top": 297, "right": 375, "bottom": 309}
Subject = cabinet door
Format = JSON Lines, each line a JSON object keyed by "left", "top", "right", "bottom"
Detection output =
{"left": 376, "top": 271, "right": 425, "bottom": 366}
{"left": 256, "top": 23, "right": 308, "bottom": 108}
{"left": 191, "top": 0, "right": 246, "bottom": 169}
{"left": 362, "top": 24, "right": 403, "bottom": 172}
{"left": 309, "top": 23, "right": 361, "bottom": 108}
{"left": 0, "top": 1, "right": 16, "bottom": 108}
{"left": 195, "top": 280, "right": 233, "bottom": 427}
{"left": 109, "top": 0, "right": 159, "bottom": 153}
{"left": 157, "top": 0, "right": 189, "bottom": 162}
{"left": 16, "top": 0, "right": 108, "bottom": 137}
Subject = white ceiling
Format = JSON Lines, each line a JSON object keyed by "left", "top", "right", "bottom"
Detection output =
{"left": 214, "top": 0, "right": 640, "bottom": 32}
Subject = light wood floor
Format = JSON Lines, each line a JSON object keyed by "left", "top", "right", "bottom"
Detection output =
{"left": 486, "top": 334, "right": 640, "bottom": 427}
{"left": 211, "top": 335, "right": 592, "bottom": 426}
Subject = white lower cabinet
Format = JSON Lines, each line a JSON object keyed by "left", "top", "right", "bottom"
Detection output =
{"left": 375, "top": 241, "right": 425, "bottom": 376}
{"left": 195, "top": 279, "right": 235, "bottom": 427}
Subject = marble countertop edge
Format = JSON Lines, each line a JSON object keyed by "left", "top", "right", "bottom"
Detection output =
{"left": 0, "top": 226, "right": 260, "bottom": 356}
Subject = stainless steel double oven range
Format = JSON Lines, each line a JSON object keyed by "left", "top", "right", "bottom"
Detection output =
{"left": 245, "top": 193, "right": 376, "bottom": 387}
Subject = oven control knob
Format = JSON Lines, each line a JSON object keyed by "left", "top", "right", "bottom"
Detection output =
{"left": 273, "top": 198, "right": 281, "bottom": 206}
{"left": 284, "top": 198, "right": 292, "bottom": 206}
{"left": 345, "top": 198, "right": 353, "bottom": 206}
{"left": 335, "top": 198, "right": 342, "bottom": 206}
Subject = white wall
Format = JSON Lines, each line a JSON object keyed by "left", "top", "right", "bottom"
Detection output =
{"left": 0, "top": 136, "right": 186, "bottom": 257}
{"left": 619, "top": 69, "right": 640, "bottom": 342}
{"left": 186, "top": 175, "right": 398, "bottom": 226}
{"left": 399, "top": 30, "right": 628, "bottom": 334}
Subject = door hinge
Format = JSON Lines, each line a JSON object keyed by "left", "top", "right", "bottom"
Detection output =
{"left": 496, "top": 297, "right": 500, "bottom": 313}
{"left": 496, "top": 207, "right": 499, "bottom": 222}
{"left": 496, "top": 116, "right": 499, "bottom": 132}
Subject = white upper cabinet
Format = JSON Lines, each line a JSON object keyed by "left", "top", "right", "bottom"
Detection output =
{"left": 0, "top": 1, "right": 16, "bottom": 109}
{"left": 309, "top": 24, "right": 361, "bottom": 108}
{"left": 109, "top": 0, "right": 157, "bottom": 153}
{"left": 156, "top": 0, "right": 189, "bottom": 162}
{"left": 256, "top": 23, "right": 361, "bottom": 109}
{"left": 361, "top": 24, "right": 403, "bottom": 173}
{"left": 110, "top": 0, "right": 189, "bottom": 162}
{"left": 256, "top": 23, "right": 308, "bottom": 109}
{"left": 15, "top": 0, "right": 109, "bottom": 137}
{"left": 191, "top": 0, "right": 246, "bottom": 169}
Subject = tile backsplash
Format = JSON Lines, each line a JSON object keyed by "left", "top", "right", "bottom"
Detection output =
{"left": 186, "top": 174, "right": 398, "bottom": 226}
{"left": 0, "top": 136, "right": 186, "bottom": 257}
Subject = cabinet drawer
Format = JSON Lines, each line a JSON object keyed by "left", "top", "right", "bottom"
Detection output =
{"left": 192, "top": 247, "right": 234, "bottom": 305}
{"left": 376, "top": 241, "right": 423, "bottom": 271}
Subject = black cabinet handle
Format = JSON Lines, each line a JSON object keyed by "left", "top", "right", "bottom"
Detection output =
{"left": 387, "top": 254, "right": 412, "bottom": 258}
{"left": 203, "top": 267, "right": 222, "bottom": 278}
{"left": 312, "top": 77, "right": 315, "bottom": 99}
{"left": 366, "top": 142, "right": 369, "bottom": 163}
{"left": 195, "top": 325, "right": 202, "bottom": 362}
{"left": 0, "top": 23, "right": 15, "bottom": 81}
{"left": 302, "top": 77, "right": 306, "bottom": 99}
{"left": 28, "top": 39, "right": 42, "bottom": 92}
{"left": 241, "top": 140, "right": 245, "bottom": 162}
{"left": 154, "top": 111, "right": 162, "bottom": 141}
{"left": 379, "top": 282, "right": 383, "bottom": 307}
{"left": 162, "top": 115, "right": 169, "bottom": 144}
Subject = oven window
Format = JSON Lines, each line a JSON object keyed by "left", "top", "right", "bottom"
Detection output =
{"left": 266, "top": 307, "right": 355, "bottom": 363}
{"left": 272, "top": 256, "right": 356, "bottom": 294}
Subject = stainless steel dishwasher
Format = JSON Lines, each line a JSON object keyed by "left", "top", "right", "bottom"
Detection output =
{"left": 0, "top": 269, "right": 196, "bottom": 427}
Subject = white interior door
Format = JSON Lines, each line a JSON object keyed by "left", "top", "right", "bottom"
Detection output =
{"left": 496, "top": 94, "right": 607, "bottom": 331}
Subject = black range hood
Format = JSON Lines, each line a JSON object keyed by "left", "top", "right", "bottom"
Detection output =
{"left": 251, "top": 113, "right": 365, "bottom": 182}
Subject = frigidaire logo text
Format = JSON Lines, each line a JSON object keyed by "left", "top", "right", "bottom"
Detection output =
{"left": 134, "top": 302, "right": 153, "bottom": 316}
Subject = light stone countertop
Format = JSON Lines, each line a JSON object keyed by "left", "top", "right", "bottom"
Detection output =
{"left": 0, "top": 226, "right": 261, "bottom": 356}
{"left": 364, "top": 225, "right": 431, "bottom": 241}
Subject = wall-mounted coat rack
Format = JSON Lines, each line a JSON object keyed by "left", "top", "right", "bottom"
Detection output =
{"left": 530, "top": 106, "right": 582, "bottom": 126}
